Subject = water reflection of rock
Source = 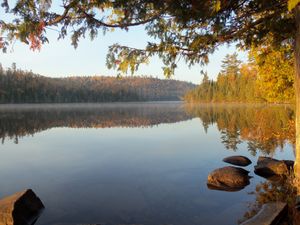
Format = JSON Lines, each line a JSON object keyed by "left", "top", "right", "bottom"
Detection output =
{"left": 0, "top": 189, "right": 44, "bottom": 225}
{"left": 0, "top": 103, "right": 192, "bottom": 144}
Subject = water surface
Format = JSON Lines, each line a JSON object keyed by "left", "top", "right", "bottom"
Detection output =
{"left": 0, "top": 102, "right": 295, "bottom": 225}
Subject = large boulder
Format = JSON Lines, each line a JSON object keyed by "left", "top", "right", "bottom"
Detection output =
{"left": 241, "top": 202, "right": 287, "bottom": 225}
{"left": 0, "top": 189, "right": 44, "bottom": 225}
{"left": 207, "top": 166, "right": 251, "bottom": 192}
{"left": 223, "top": 155, "right": 252, "bottom": 167}
{"left": 254, "top": 157, "right": 290, "bottom": 179}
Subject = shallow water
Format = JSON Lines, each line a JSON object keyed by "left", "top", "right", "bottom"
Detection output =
{"left": 0, "top": 102, "right": 295, "bottom": 225}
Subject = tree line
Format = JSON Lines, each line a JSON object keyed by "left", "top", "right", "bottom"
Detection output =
{"left": 0, "top": 64, "right": 195, "bottom": 103}
{"left": 184, "top": 47, "right": 295, "bottom": 103}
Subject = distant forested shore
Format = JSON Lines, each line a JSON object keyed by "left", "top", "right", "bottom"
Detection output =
{"left": 185, "top": 48, "right": 294, "bottom": 104}
{"left": 0, "top": 64, "right": 195, "bottom": 103}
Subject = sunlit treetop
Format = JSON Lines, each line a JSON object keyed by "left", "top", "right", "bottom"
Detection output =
{"left": 0, "top": 0, "right": 298, "bottom": 77}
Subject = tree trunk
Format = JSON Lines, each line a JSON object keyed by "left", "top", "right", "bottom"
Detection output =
{"left": 294, "top": 5, "right": 300, "bottom": 191}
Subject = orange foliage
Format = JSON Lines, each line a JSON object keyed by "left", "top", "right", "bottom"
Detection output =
{"left": 0, "top": 37, "right": 4, "bottom": 49}
{"left": 29, "top": 21, "right": 45, "bottom": 51}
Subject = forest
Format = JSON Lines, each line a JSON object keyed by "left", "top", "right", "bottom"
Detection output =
{"left": 184, "top": 46, "right": 295, "bottom": 103}
{"left": 0, "top": 64, "right": 195, "bottom": 103}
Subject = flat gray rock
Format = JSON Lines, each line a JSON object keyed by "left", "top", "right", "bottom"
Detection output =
{"left": 223, "top": 155, "right": 252, "bottom": 166}
{"left": 241, "top": 202, "right": 287, "bottom": 225}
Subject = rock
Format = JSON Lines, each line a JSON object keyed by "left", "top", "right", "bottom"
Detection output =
{"left": 223, "top": 155, "right": 252, "bottom": 167}
{"left": 241, "top": 202, "right": 287, "bottom": 225}
{"left": 0, "top": 189, "right": 44, "bottom": 225}
{"left": 207, "top": 166, "right": 251, "bottom": 192}
{"left": 283, "top": 160, "right": 294, "bottom": 170}
{"left": 254, "top": 157, "right": 289, "bottom": 179}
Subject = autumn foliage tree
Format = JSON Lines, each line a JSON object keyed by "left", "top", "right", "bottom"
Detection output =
{"left": 184, "top": 51, "right": 294, "bottom": 103}
{"left": 251, "top": 44, "right": 295, "bottom": 103}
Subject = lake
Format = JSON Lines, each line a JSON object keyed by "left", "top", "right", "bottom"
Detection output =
{"left": 0, "top": 102, "right": 295, "bottom": 225}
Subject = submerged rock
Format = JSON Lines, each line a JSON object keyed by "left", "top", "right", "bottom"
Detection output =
{"left": 0, "top": 189, "right": 44, "bottom": 225}
{"left": 241, "top": 202, "right": 287, "bottom": 225}
{"left": 254, "top": 157, "right": 290, "bottom": 179}
{"left": 223, "top": 155, "right": 252, "bottom": 167}
{"left": 207, "top": 166, "right": 251, "bottom": 192}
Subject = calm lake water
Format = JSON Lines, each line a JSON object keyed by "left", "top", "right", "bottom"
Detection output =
{"left": 0, "top": 102, "right": 295, "bottom": 225}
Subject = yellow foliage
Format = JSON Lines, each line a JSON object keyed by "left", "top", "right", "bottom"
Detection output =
{"left": 250, "top": 45, "right": 295, "bottom": 103}
{"left": 288, "top": 0, "right": 300, "bottom": 11}
{"left": 215, "top": 0, "right": 221, "bottom": 12}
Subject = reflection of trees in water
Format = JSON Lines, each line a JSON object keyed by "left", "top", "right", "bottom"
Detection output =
{"left": 185, "top": 104, "right": 295, "bottom": 155}
{"left": 0, "top": 103, "right": 192, "bottom": 144}
{"left": 1, "top": 103, "right": 295, "bottom": 154}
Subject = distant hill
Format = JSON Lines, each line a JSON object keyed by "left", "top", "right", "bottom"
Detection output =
{"left": 0, "top": 65, "right": 196, "bottom": 103}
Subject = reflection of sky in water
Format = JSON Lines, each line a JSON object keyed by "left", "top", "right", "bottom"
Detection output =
{"left": 0, "top": 104, "right": 295, "bottom": 225}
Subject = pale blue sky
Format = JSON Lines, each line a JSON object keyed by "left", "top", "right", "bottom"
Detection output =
{"left": 1, "top": 9, "right": 247, "bottom": 84}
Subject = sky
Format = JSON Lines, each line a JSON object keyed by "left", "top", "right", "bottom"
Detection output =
{"left": 0, "top": 5, "right": 248, "bottom": 85}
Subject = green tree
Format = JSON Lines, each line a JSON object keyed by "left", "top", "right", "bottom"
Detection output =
{"left": 219, "top": 53, "right": 241, "bottom": 100}
{"left": 184, "top": 72, "right": 215, "bottom": 102}
{"left": 221, "top": 53, "right": 241, "bottom": 78}
{"left": 184, "top": 53, "right": 259, "bottom": 103}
